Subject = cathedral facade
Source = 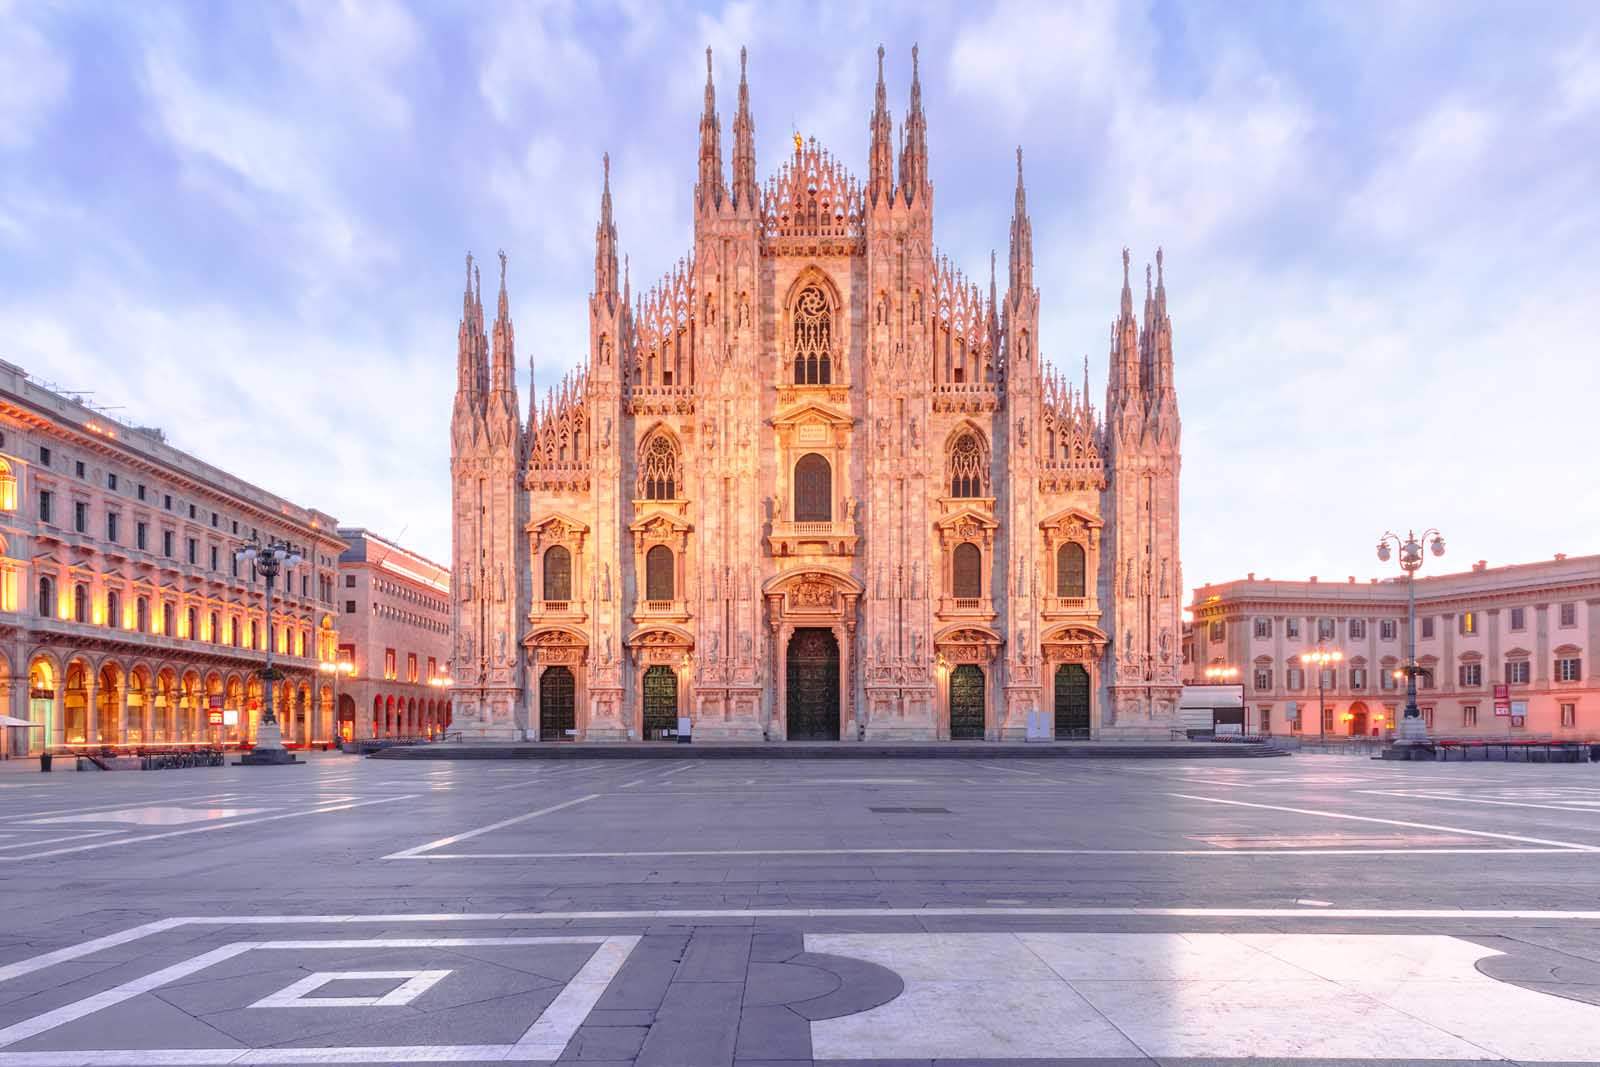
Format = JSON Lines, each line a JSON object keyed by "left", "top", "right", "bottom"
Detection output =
{"left": 449, "top": 47, "right": 1183, "bottom": 743}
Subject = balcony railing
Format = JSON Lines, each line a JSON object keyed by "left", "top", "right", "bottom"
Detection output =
{"left": 540, "top": 600, "right": 570, "bottom": 613}
{"left": 645, "top": 599, "right": 673, "bottom": 612}
{"left": 952, "top": 597, "right": 983, "bottom": 610}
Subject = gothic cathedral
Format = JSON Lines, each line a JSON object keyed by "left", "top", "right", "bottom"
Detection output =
{"left": 449, "top": 47, "right": 1183, "bottom": 743}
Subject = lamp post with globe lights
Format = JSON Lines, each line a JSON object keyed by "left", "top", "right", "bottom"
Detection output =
{"left": 235, "top": 536, "right": 304, "bottom": 765}
{"left": 1377, "top": 528, "right": 1446, "bottom": 750}
{"left": 1299, "top": 647, "right": 1343, "bottom": 742}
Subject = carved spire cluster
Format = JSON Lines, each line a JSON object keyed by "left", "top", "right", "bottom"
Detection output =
{"left": 1009, "top": 147, "right": 1033, "bottom": 293}
{"left": 454, "top": 253, "right": 488, "bottom": 421}
{"left": 595, "top": 154, "right": 619, "bottom": 311}
{"left": 1105, "top": 247, "right": 1178, "bottom": 445}
{"left": 731, "top": 47, "right": 757, "bottom": 210}
{"left": 899, "top": 43, "right": 929, "bottom": 204}
{"left": 525, "top": 366, "right": 591, "bottom": 489}
{"left": 696, "top": 47, "right": 725, "bottom": 212}
{"left": 868, "top": 45, "right": 894, "bottom": 205}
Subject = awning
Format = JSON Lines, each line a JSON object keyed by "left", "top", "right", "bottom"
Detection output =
{"left": 0, "top": 716, "right": 45, "bottom": 728}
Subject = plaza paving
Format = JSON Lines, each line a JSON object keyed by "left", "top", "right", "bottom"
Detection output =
{"left": 1, "top": 752, "right": 1599, "bottom": 1065}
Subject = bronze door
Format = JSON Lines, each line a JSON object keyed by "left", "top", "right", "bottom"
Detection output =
{"left": 786, "top": 628, "right": 840, "bottom": 740}
{"left": 1054, "top": 664, "right": 1091, "bottom": 739}
{"left": 539, "top": 666, "right": 576, "bottom": 741}
{"left": 949, "top": 664, "right": 986, "bottom": 739}
{"left": 642, "top": 665, "right": 678, "bottom": 740}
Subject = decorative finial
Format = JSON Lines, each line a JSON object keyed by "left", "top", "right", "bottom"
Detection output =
{"left": 499, "top": 248, "right": 507, "bottom": 287}
{"left": 740, "top": 46, "right": 747, "bottom": 78}
{"left": 603, "top": 151, "right": 610, "bottom": 184}
{"left": 1156, "top": 246, "right": 1164, "bottom": 282}
{"left": 465, "top": 251, "right": 473, "bottom": 286}
{"left": 1121, "top": 247, "right": 1130, "bottom": 281}
{"left": 1016, "top": 145, "right": 1023, "bottom": 176}
{"left": 877, "top": 43, "right": 884, "bottom": 74}
{"left": 1145, "top": 262, "right": 1151, "bottom": 296}
{"left": 706, "top": 46, "right": 712, "bottom": 77}
{"left": 912, "top": 42, "right": 919, "bottom": 76}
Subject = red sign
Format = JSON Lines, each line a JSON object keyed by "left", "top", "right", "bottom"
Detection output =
{"left": 210, "top": 694, "right": 223, "bottom": 709}
{"left": 208, "top": 710, "right": 224, "bottom": 725}
{"left": 1493, "top": 684, "right": 1509, "bottom": 702}
{"left": 1494, "top": 702, "right": 1511, "bottom": 717}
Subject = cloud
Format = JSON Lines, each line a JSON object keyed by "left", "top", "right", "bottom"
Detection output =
{"left": 0, "top": 0, "right": 70, "bottom": 149}
{"left": 477, "top": 1, "right": 600, "bottom": 123}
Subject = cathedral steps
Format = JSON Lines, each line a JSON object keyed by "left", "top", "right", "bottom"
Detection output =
{"left": 370, "top": 741, "right": 1289, "bottom": 761}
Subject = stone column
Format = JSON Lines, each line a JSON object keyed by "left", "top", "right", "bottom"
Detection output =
{"left": 1535, "top": 604, "right": 1550, "bottom": 684}
{"left": 116, "top": 685, "right": 129, "bottom": 745}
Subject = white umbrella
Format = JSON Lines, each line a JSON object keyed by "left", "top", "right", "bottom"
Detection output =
{"left": 0, "top": 716, "right": 44, "bottom": 728}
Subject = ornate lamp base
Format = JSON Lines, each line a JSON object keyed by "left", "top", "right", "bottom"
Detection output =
{"left": 237, "top": 720, "right": 303, "bottom": 766}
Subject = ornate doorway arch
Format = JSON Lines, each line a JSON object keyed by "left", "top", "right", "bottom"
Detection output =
{"left": 1041, "top": 624, "right": 1108, "bottom": 740}
{"left": 786, "top": 629, "right": 840, "bottom": 740}
{"left": 763, "top": 568, "right": 862, "bottom": 741}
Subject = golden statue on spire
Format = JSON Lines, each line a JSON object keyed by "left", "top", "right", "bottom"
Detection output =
{"left": 793, "top": 130, "right": 803, "bottom": 153}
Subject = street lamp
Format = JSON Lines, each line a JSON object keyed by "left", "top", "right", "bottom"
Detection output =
{"left": 1300, "top": 647, "right": 1343, "bottom": 742}
{"left": 235, "top": 536, "right": 303, "bottom": 766}
{"left": 319, "top": 660, "right": 356, "bottom": 743}
{"left": 1203, "top": 665, "right": 1239, "bottom": 683}
{"left": 1377, "top": 528, "right": 1445, "bottom": 748}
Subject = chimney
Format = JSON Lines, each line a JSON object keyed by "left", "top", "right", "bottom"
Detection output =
{"left": 1472, "top": 560, "right": 1487, "bottom": 572}
{"left": 1555, "top": 552, "right": 1568, "bottom": 561}
{"left": 1309, "top": 576, "right": 1318, "bottom": 583}
{"left": 1247, "top": 572, "right": 1255, "bottom": 580}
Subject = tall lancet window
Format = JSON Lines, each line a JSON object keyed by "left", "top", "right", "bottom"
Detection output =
{"left": 639, "top": 434, "right": 679, "bottom": 500}
{"left": 1056, "top": 542, "right": 1086, "bottom": 598}
{"left": 949, "top": 432, "right": 986, "bottom": 498}
{"left": 792, "top": 286, "right": 831, "bottom": 385}
{"left": 793, "top": 453, "right": 832, "bottom": 522}
{"left": 543, "top": 546, "right": 572, "bottom": 601}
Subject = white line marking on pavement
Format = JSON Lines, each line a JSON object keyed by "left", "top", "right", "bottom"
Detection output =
{"left": 0, "top": 796, "right": 418, "bottom": 862}
{"left": 1358, "top": 788, "right": 1600, "bottom": 816}
{"left": 382, "top": 794, "right": 599, "bottom": 859}
{"left": 385, "top": 845, "right": 1579, "bottom": 860}
{"left": 1169, "top": 792, "right": 1600, "bottom": 851}
{"left": 1297, "top": 899, "right": 1334, "bottom": 907}
{"left": 510, "top": 936, "right": 639, "bottom": 1060}
{"left": 0, "top": 920, "right": 189, "bottom": 985}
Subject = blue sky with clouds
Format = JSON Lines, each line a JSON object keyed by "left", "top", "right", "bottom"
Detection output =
{"left": 3, "top": 0, "right": 1597, "bottom": 592}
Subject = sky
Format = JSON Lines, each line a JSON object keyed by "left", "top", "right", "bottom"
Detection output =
{"left": 2, "top": 0, "right": 1597, "bottom": 593}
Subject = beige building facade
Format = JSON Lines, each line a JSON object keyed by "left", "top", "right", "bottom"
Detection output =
{"left": 0, "top": 361, "right": 345, "bottom": 757}
{"left": 335, "top": 528, "right": 453, "bottom": 741}
{"left": 449, "top": 48, "right": 1184, "bottom": 742}
{"left": 1189, "top": 554, "right": 1599, "bottom": 739}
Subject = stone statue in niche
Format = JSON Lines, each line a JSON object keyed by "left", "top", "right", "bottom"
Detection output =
{"left": 740, "top": 632, "right": 752, "bottom": 661}
{"left": 1158, "top": 628, "right": 1171, "bottom": 662}
{"left": 874, "top": 633, "right": 886, "bottom": 663}
{"left": 1125, "top": 561, "right": 1134, "bottom": 598}
{"left": 496, "top": 630, "right": 506, "bottom": 662}
{"left": 912, "top": 290, "right": 922, "bottom": 323}
{"left": 1018, "top": 625, "right": 1030, "bottom": 663}
{"left": 603, "top": 564, "right": 612, "bottom": 602}
{"left": 1124, "top": 629, "right": 1135, "bottom": 661}
{"left": 1160, "top": 557, "right": 1169, "bottom": 595}
{"left": 463, "top": 630, "right": 474, "bottom": 660}
{"left": 497, "top": 565, "right": 506, "bottom": 603}
{"left": 844, "top": 497, "right": 858, "bottom": 524}
{"left": 911, "top": 631, "right": 923, "bottom": 662}
{"left": 708, "top": 631, "right": 719, "bottom": 664}
{"left": 601, "top": 416, "right": 612, "bottom": 451}
{"left": 1016, "top": 415, "right": 1028, "bottom": 448}
{"left": 908, "top": 417, "right": 920, "bottom": 449}
{"left": 739, "top": 298, "right": 749, "bottom": 328}
{"left": 602, "top": 629, "right": 613, "bottom": 664}
{"left": 910, "top": 561, "right": 920, "bottom": 598}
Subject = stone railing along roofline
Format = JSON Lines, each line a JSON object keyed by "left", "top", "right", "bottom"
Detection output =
{"left": 337, "top": 527, "right": 452, "bottom": 587}
{"left": 0, "top": 361, "right": 340, "bottom": 548}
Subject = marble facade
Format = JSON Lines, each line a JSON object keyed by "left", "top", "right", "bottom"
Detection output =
{"left": 449, "top": 47, "right": 1184, "bottom": 742}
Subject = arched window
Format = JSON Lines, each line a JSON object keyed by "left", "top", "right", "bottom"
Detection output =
{"left": 73, "top": 584, "right": 88, "bottom": 623}
{"left": 952, "top": 543, "right": 982, "bottom": 599}
{"left": 793, "top": 453, "right": 832, "bottom": 522}
{"left": 639, "top": 434, "right": 679, "bottom": 500}
{"left": 136, "top": 596, "right": 149, "bottom": 633}
{"left": 1056, "top": 542, "right": 1086, "bottom": 598}
{"left": 37, "top": 575, "right": 53, "bottom": 617}
{"left": 949, "top": 432, "right": 985, "bottom": 498}
{"left": 107, "top": 590, "right": 121, "bottom": 628}
{"left": 163, "top": 602, "right": 175, "bottom": 636}
{"left": 543, "top": 545, "right": 572, "bottom": 601}
{"left": 186, "top": 607, "right": 197, "bottom": 640}
{"left": 250, "top": 619, "right": 259, "bottom": 649}
{"left": 792, "top": 285, "right": 831, "bottom": 385}
{"left": 645, "top": 545, "right": 674, "bottom": 601}
{"left": 209, "top": 611, "right": 220, "bottom": 643}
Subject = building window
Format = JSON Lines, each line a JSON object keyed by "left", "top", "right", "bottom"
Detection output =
{"left": 106, "top": 512, "right": 119, "bottom": 543}
{"left": 1254, "top": 617, "right": 1271, "bottom": 639}
{"left": 186, "top": 607, "right": 197, "bottom": 640}
{"left": 73, "top": 584, "right": 88, "bottom": 623}
{"left": 1419, "top": 666, "right": 1435, "bottom": 689}
{"left": 162, "top": 530, "right": 174, "bottom": 557}
{"left": 1319, "top": 667, "right": 1335, "bottom": 690}
{"left": 1506, "top": 659, "right": 1530, "bottom": 684}
{"left": 1317, "top": 618, "right": 1334, "bottom": 641}
{"left": 1463, "top": 705, "right": 1478, "bottom": 727}
{"left": 106, "top": 472, "right": 117, "bottom": 490}
{"left": 1422, "top": 707, "right": 1435, "bottom": 729}
{"left": 136, "top": 521, "right": 147, "bottom": 550}
{"left": 791, "top": 284, "right": 832, "bottom": 384}
{"left": 37, "top": 575, "right": 53, "bottom": 617}
{"left": 1349, "top": 619, "right": 1366, "bottom": 639}
{"left": 1322, "top": 708, "right": 1334, "bottom": 733}
{"left": 948, "top": 432, "right": 986, "bottom": 498}
{"left": 1559, "top": 602, "right": 1577, "bottom": 627}
{"left": 188, "top": 503, "right": 196, "bottom": 519}
{"left": 73, "top": 500, "right": 86, "bottom": 533}
{"left": 793, "top": 453, "right": 832, "bottom": 522}
{"left": 1208, "top": 620, "right": 1224, "bottom": 642}
{"left": 136, "top": 596, "right": 148, "bottom": 632}
{"left": 638, "top": 434, "right": 679, "bottom": 500}
{"left": 74, "top": 460, "right": 85, "bottom": 479}
{"left": 162, "top": 603, "right": 174, "bottom": 636}
{"left": 211, "top": 511, "right": 218, "bottom": 528}
{"left": 1286, "top": 618, "right": 1300, "bottom": 639}
{"left": 1381, "top": 668, "right": 1398, "bottom": 691}
{"left": 407, "top": 653, "right": 418, "bottom": 683}
{"left": 1561, "top": 703, "right": 1577, "bottom": 728}
{"left": 1459, "top": 611, "right": 1478, "bottom": 636}
{"left": 106, "top": 590, "right": 120, "bottom": 628}
{"left": 1510, "top": 607, "right": 1526, "bottom": 631}
{"left": 209, "top": 545, "right": 218, "bottom": 571}
{"left": 1459, "top": 662, "right": 1482, "bottom": 687}
{"left": 344, "top": 599, "right": 356, "bottom": 613}
{"left": 1055, "top": 542, "right": 1085, "bottom": 598}
{"left": 1380, "top": 619, "right": 1397, "bottom": 640}
{"left": 208, "top": 611, "right": 219, "bottom": 643}
{"left": 137, "top": 483, "right": 146, "bottom": 501}
{"left": 186, "top": 538, "right": 197, "bottom": 564}
{"left": 543, "top": 545, "right": 572, "bottom": 601}
{"left": 384, "top": 648, "right": 396, "bottom": 680}
{"left": 427, "top": 656, "right": 437, "bottom": 681}
{"left": 1253, "top": 668, "right": 1272, "bottom": 691}
{"left": 1350, "top": 667, "right": 1367, "bottom": 689}
{"left": 37, "top": 489, "right": 52, "bottom": 524}
{"left": 1421, "top": 617, "right": 1435, "bottom": 639}
{"left": 1259, "top": 707, "right": 1272, "bottom": 734}
{"left": 1557, "top": 657, "right": 1582, "bottom": 683}
{"left": 952, "top": 542, "right": 982, "bottom": 599}
{"left": 645, "top": 545, "right": 674, "bottom": 601}
{"left": 1286, "top": 667, "right": 1303, "bottom": 690}
{"left": 38, "top": 445, "right": 51, "bottom": 466}
{"left": 163, "top": 493, "right": 172, "bottom": 510}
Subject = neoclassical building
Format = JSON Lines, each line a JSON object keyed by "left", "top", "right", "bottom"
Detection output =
{"left": 449, "top": 47, "right": 1183, "bottom": 742}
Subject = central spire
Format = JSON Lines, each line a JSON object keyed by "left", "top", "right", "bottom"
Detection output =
{"left": 868, "top": 44, "right": 893, "bottom": 206}
{"left": 1009, "top": 146, "right": 1033, "bottom": 293}
{"left": 731, "top": 47, "right": 757, "bottom": 210}
{"left": 594, "top": 153, "right": 619, "bottom": 309}
{"left": 696, "top": 46, "right": 725, "bottom": 212}
{"left": 899, "top": 43, "right": 929, "bottom": 205}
